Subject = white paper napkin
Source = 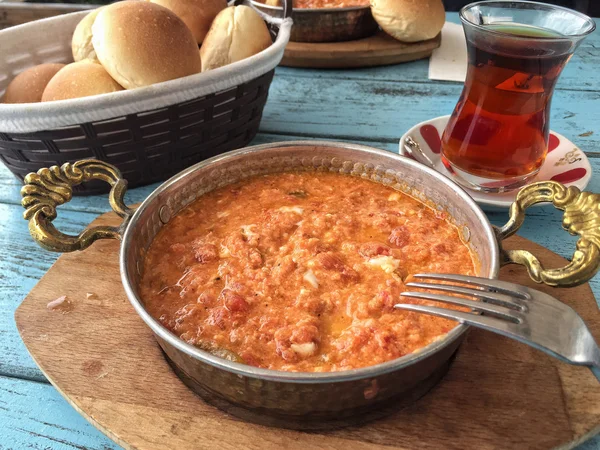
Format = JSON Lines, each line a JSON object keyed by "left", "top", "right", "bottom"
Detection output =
{"left": 428, "top": 22, "right": 468, "bottom": 83}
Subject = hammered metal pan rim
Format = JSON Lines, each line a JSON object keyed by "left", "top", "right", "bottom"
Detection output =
{"left": 120, "top": 140, "right": 500, "bottom": 383}
{"left": 249, "top": 0, "right": 370, "bottom": 14}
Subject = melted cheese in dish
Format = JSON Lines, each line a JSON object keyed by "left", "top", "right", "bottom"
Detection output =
{"left": 141, "top": 172, "right": 476, "bottom": 372}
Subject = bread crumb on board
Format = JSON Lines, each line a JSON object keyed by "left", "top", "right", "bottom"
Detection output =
{"left": 47, "top": 295, "right": 73, "bottom": 313}
{"left": 86, "top": 292, "right": 98, "bottom": 299}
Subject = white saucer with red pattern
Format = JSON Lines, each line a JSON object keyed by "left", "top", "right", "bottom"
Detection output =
{"left": 399, "top": 115, "right": 592, "bottom": 210}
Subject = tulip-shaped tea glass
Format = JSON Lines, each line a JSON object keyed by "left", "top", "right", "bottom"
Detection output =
{"left": 440, "top": 1, "right": 595, "bottom": 193}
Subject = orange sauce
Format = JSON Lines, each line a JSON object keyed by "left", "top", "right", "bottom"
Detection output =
{"left": 141, "top": 172, "right": 476, "bottom": 372}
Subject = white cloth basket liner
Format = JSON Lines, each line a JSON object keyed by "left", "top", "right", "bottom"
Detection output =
{"left": 0, "top": 10, "right": 292, "bottom": 133}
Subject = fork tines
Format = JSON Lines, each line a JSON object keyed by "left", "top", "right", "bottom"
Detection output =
{"left": 396, "top": 274, "right": 600, "bottom": 380}
{"left": 396, "top": 274, "right": 529, "bottom": 326}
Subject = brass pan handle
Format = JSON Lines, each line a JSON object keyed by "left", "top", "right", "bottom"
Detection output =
{"left": 497, "top": 181, "right": 600, "bottom": 287}
{"left": 21, "top": 160, "right": 134, "bottom": 252}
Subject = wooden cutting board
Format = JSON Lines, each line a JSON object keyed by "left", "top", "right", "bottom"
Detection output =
{"left": 15, "top": 210, "right": 600, "bottom": 450}
{"left": 280, "top": 32, "right": 442, "bottom": 69}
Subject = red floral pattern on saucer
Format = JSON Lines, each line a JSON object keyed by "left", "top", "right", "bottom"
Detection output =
{"left": 399, "top": 115, "right": 592, "bottom": 210}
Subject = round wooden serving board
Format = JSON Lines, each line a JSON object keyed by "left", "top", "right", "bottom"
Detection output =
{"left": 15, "top": 211, "right": 600, "bottom": 450}
{"left": 280, "top": 32, "right": 442, "bottom": 69}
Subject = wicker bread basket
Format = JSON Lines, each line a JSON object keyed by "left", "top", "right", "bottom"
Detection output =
{"left": 0, "top": 1, "right": 292, "bottom": 194}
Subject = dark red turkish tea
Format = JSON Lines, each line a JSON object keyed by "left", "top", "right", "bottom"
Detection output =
{"left": 440, "top": 1, "right": 595, "bottom": 193}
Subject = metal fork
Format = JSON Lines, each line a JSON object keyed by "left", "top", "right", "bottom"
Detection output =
{"left": 396, "top": 274, "right": 600, "bottom": 382}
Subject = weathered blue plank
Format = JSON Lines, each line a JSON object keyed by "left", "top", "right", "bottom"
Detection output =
{"left": 0, "top": 375, "right": 119, "bottom": 450}
{"left": 260, "top": 77, "right": 600, "bottom": 149}
{"left": 583, "top": 437, "right": 600, "bottom": 450}
{"left": 275, "top": 13, "right": 600, "bottom": 93}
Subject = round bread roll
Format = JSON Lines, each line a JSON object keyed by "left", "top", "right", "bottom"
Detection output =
{"left": 3, "top": 63, "right": 65, "bottom": 103}
{"left": 148, "top": 0, "right": 226, "bottom": 44}
{"left": 41, "top": 61, "right": 123, "bottom": 102}
{"left": 92, "top": 1, "right": 201, "bottom": 89}
{"left": 72, "top": 7, "right": 103, "bottom": 62}
{"left": 200, "top": 5, "right": 272, "bottom": 72}
{"left": 370, "top": 0, "right": 445, "bottom": 43}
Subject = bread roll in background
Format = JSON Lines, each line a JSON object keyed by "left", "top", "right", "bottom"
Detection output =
{"left": 41, "top": 61, "right": 123, "bottom": 102}
{"left": 92, "top": 1, "right": 201, "bottom": 89}
{"left": 72, "top": 8, "right": 103, "bottom": 62}
{"left": 200, "top": 5, "right": 272, "bottom": 72}
{"left": 3, "top": 63, "right": 65, "bottom": 103}
{"left": 149, "top": 0, "right": 227, "bottom": 44}
{"left": 370, "top": 0, "right": 445, "bottom": 43}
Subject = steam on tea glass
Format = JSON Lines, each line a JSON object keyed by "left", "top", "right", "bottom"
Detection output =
{"left": 441, "top": 1, "right": 596, "bottom": 193}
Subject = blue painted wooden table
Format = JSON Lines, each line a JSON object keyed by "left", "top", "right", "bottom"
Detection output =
{"left": 1, "top": 12, "right": 599, "bottom": 449}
